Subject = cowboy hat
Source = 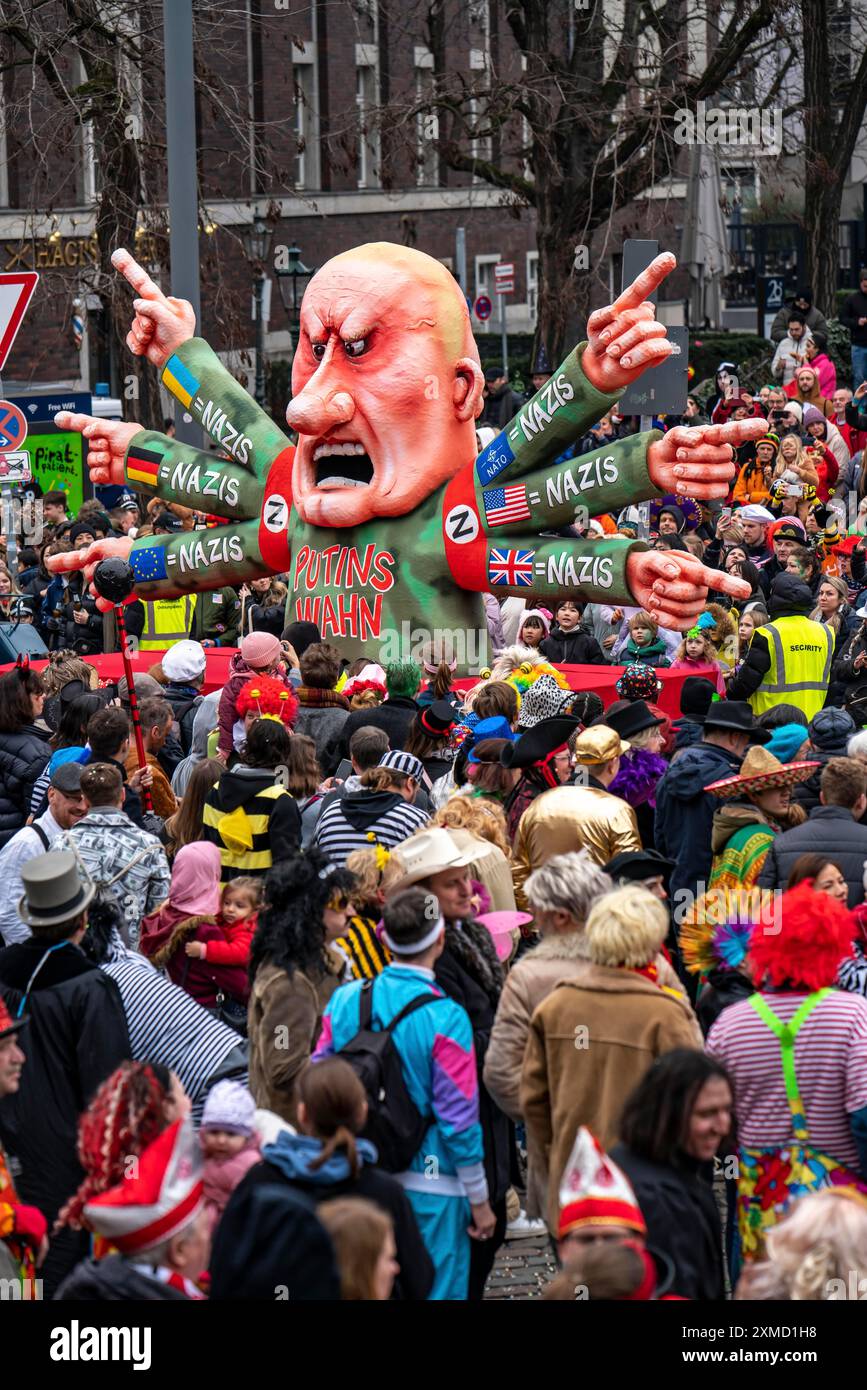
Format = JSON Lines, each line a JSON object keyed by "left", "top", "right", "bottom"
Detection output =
{"left": 703, "top": 745, "right": 819, "bottom": 799}
{"left": 702, "top": 701, "right": 771, "bottom": 742}
{"left": 389, "top": 828, "right": 476, "bottom": 891}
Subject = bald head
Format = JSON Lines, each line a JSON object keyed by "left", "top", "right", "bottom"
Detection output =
{"left": 287, "top": 241, "right": 485, "bottom": 527}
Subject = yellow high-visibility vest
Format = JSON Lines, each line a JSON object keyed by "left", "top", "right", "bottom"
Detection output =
{"left": 138, "top": 594, "right": 198, "bottom": 651}
{"left": 748, "top": 615, "right": 833, "bottom": 720}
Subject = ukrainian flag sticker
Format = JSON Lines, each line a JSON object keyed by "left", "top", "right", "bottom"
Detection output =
{"left": 162, "top": 354, "right": 200, "bottom": 409}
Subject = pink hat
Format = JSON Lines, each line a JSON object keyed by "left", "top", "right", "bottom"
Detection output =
{"left": 241, "top": 631, "right": 282, "bottom": 669}
{"left": 475, "top": 910, "right": 533, "bottom": 962}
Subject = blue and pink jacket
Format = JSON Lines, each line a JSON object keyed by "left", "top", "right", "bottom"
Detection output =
{"left": 314, "top": 963, "right": 487, "bottom": 1202}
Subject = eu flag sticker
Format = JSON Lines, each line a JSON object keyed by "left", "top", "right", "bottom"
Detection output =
{"left": 130, "top": 545, "right": 169, "bottom": 583}
{"left": 476, "top": 432, "right": 515, "bottom": 486}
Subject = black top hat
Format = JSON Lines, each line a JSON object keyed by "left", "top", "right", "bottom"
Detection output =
{"left": 417, "top": 700, "right": 458, "bottom": 738}
{"left": 501, "top": 715, "right": 581, "bottom": 770}
{"left": 702, "top": 700, "right": 771, "bottom": 743}
{"left": 603, "top": 849, "right": 675, "bottom": 881}
{"left": 591, "top": 700, "right": 664, "bottom": 742}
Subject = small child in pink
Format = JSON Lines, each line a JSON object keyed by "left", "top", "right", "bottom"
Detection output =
{"left": 670, "top": 627, "right": 727, "bottom": 696}
{"left": 199, "top": 1080, "right": 261, "bottom": 1234}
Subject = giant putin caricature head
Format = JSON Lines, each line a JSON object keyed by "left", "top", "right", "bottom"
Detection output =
{"left": 286, "top": 243, "right": 486, "bottom": 528}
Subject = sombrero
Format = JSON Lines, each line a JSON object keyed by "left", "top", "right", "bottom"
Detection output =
{"left": 703, "top": 744, "right": 819, "bottom": 799}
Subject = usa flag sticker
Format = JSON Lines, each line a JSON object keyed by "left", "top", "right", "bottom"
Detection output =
{"left": 482, "top": 483, "right": 531, "bottom": 527}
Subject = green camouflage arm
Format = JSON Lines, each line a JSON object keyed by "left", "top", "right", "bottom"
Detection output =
{"left": 160, "top": 338, "right": 291, "bottom": 479}
{"left": 476, "top": 429, "right": 663, "bottom": 534}
{"left": 474, "top": 344, "right": 621, "bottom": 488}
{"left": 445, "top": 527, "right": 649, "bottom": 604}
{"left": 124, "top": 431, "right": 262, "bottom": 519}
{"left": 128, "top": 520, "right": 271, "bottom": 600}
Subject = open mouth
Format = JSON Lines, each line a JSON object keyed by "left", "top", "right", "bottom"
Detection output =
{"left": 313, "top": 440, "right": 374, "bottom": 490}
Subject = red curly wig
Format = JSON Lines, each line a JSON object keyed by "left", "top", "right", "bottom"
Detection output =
{"left": 235, "top": 674, "right": 298, "bottom": 727}
{"left": 748, "top": 882, "right": 856, "bottom": 991}
{"left": 54, "top": 1062, "right": 169, "bottom": 1233}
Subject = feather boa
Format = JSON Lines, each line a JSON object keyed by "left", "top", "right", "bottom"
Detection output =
{"left": 609, "top": 748, "right": 669, "bottom": 808}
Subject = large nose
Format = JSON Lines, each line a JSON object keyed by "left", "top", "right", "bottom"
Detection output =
{"left": 286, "top": 346, "right": 355, "bottom": 436}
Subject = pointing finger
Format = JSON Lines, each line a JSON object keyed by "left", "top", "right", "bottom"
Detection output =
{"left": 697, "top": 566, "right": 751, "bottom": 600}
{"left": 601, "top": 252, "right": 677, "bottom": 322}
{"left": 112, "top": 248, "right": 168, "bottom": 303}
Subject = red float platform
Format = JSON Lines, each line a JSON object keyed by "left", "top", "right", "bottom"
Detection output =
{"left": 1, "top": 650, "right": 716, "bottom": 720}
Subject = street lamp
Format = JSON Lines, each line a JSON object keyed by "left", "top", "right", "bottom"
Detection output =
{"left": 275, "top": 245, "right": 315, "bottom": 335}
{"left": 241, "top": 215, "right": 274, "bottom": 408}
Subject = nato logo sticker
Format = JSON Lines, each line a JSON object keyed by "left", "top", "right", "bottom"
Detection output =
{"left": 476, "top": 432, "right": 515, "bottom": 485}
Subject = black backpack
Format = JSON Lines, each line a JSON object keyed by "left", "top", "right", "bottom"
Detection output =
{"left": 337, "top": 978, "right": 439, "bottom": 1172}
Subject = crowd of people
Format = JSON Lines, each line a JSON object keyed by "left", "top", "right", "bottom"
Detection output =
{"left": 8, "top": 287, "right": 867, "bottom": 1305}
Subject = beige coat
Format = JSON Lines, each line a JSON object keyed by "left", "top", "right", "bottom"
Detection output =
{"left": 484, "top": 933, "right": 701, "bottom": 1219}
{"left": 511, "top": 785, "right": 641, "bottom": 908}
{"left": 247, "top": 947, "right": 344, "bottom": 1125}
{"left": 519, "top": 964, "right": 700, "bottom": 1233}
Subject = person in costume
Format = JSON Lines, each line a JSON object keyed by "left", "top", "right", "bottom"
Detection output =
{"left": 48, "top": 248, "right": 760, "bottom": 669}
{"left": 679, "top": 884, "right": 767, "bottom": 1035}
{"left": 703, "top": 746, "right": 818, "bottom": 894}
{"left": 314, "top": 877, "right": 496, "bottom": 1301}
{"left": 511, "top": 725, "right": 641, "bottom": 905}
{"left": 706, "top": 882, "right": 867, "bottom": 1264}
{"left": 598, "top": 700, "right": 669, "bottom": 850}
{"left": 620, "top": 611, "right": 672, "bottom": 668}
{"left": 500, "top": 715, "right": 581, "bottom": 843}
{"left": 670, "top": 622, "right": 727, "bottom": 695}
{"left": 555, "top": 1127, "right": 678, "bottom": 1298}
{"left": 55, "top": 1116, "right": 209, "bottom": 1300}
{"left": 737, "top": 1188, "right": 867, "bottom": 1301}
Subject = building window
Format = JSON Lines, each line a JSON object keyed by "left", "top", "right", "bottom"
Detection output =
{"left": 414, "top": 48, "right": 438, "bottom": 187}
{"left": 475, "top": 253, "right": 501, "bottom": 299}
{"left": 293, "top": 63, "right": 319, "bottom": 189}
{"left": 526, "top": 252, "right": 539, "bottom": 327}
{"left": 356, "top": 60, "right": 380, "bottom": 189}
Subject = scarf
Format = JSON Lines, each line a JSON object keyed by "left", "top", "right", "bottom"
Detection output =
{"left": 444, "top": 919, "right": 503, "bottom": 1007}
{"left": 296, "top": 687, "right": 351, "bottom": 709}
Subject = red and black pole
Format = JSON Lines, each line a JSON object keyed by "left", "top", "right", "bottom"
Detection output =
{"left": 92, "top": 558, "right": 153, "bottom": 815}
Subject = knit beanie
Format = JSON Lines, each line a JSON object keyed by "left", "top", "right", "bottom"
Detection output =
{"left": 784, "top": 401, "right": 803, "bottom": 423}
{"left": 764, "top": 722, "right": 809, "bottom": 764}
{"left": 201, "top": 1080, "right": 256, "bottom": 1136}
{"left": 241, "top": 631, "right": 282, "bottom": 669}
{"left": 679, "top": 676, "right": 716, "bottom": 719}
{"left": 801, "top": 404, "right": 825, "bottom": 428}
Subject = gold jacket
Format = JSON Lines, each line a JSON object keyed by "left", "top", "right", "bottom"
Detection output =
{"left": 511, "top": 784, "right": 641, "bottom": 907}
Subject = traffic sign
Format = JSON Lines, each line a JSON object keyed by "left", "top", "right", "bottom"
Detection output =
{"left": 494, "top": 262, "right": 514, "bottom": 279}
{"left": 0, "top": 272, "right": 39, "bottom": 373}
{"left": 494, "top": 280, "right": 514, "bottom": 295}
{"left": 474, "top": 293, "right": 493, "bottom": 322}
{"left": 0, "top": 400, "right": 28, "bottom": 453}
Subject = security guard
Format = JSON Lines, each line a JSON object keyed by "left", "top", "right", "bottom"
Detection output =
{"left": 138, "top": 593, "right": 198, "bottom": 651}
{"left": 726, "top": 572, "right": 832, "bottom": 720}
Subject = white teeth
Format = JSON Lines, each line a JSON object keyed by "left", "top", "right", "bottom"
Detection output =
{"left": 313, "top": 441, "right": 366, "bottom": 461}
{"left": 317, "top": 477, "right": 367, "bottom": 489}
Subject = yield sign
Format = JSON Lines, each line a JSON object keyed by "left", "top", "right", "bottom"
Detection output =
{"left": 0, "top": 272, "right": 39, "bottom": 373}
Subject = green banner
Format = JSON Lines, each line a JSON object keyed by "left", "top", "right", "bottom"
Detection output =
{"left": 20, "top": 429, "right": 85, "bottom": 514}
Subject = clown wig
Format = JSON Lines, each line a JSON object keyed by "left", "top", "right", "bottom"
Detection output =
{"left": 55, "top": 1061, "right": 172, "bottom": 1233}
{"left": 748, "top": 882, "right": 855, "bottom": 991}
{"left": 236, "top": 674, "right": 299, "bottom": 727}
